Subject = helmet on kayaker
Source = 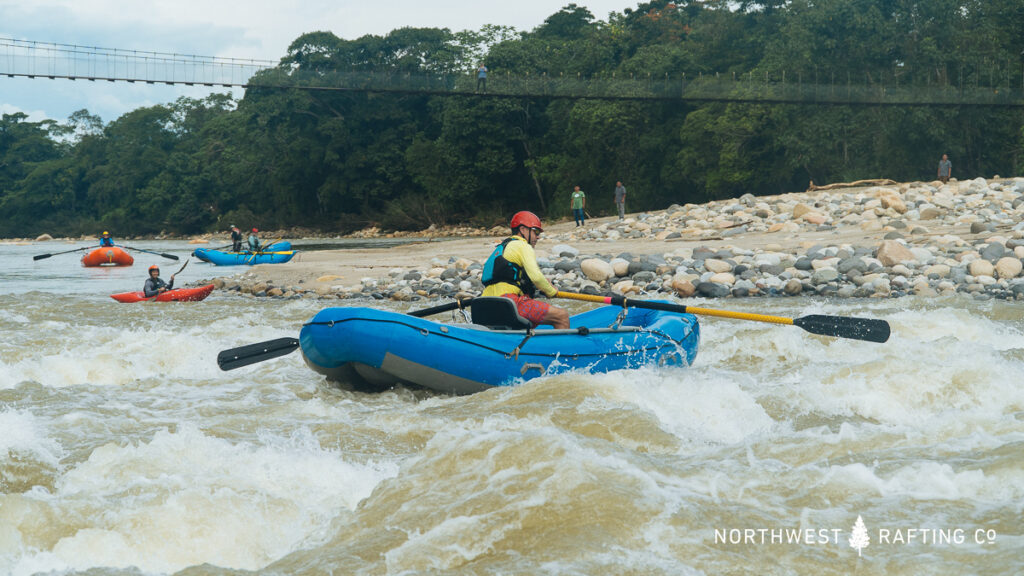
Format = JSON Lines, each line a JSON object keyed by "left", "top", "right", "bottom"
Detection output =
{"left": 148, "top": 265, "right": 160, "bottom": 273}
{"left": 102, "top": 231, "right": 110, "bottom": 236}
{"left": 251, "top": 227, "right": 259, "bottom": 233}
{"left": 510, "top": 211, "right": 542, "bottom": 233}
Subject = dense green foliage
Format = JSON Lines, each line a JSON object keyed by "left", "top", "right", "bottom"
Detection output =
{"left": 2, "top": 1, "right": 1023, "bottom": 236}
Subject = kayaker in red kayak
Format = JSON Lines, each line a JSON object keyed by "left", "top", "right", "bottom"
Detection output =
{"left": 481, "top": 211, "right": 570, "bottom": 329}
{"left": 143, "top": 264, "right": 176, "bottom": 297}
{"left": 99, "top": 231, "right": 115, "bottom": 247}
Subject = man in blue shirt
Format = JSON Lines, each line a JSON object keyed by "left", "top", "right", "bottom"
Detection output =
{"left": 937, "top": 154, "right": 952, "bottom": 183}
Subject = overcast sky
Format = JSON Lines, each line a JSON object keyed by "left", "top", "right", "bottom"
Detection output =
{"left": 1, "top": 0, "right": 637, "bottom": 124}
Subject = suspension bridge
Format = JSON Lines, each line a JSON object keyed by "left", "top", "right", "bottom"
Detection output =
{"left": 3, "top": 37, "right": 1023, "bottom": 107}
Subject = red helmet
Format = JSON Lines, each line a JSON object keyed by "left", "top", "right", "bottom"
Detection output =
{"left": 148, "top": 265, "right": 160, "bottom": 272}
{"left": 510, "top": 211, "right": 542, "bottom": 232}
{"left": 251, "top": 227, "right": 259, "bottom": 233}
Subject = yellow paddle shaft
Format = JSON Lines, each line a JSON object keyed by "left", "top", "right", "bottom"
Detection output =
{"left": 554, "top": 291, "right": 795, "bottom": 326}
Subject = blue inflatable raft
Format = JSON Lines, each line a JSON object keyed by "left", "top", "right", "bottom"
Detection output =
{"left": 193, "top": 247, "right": 296, "bottom": 266}
{"left": 299, "top": 298, "right": 699, "bottom": 394}
{"left": 193, "top": 241, "right": 292, "bottom": 262}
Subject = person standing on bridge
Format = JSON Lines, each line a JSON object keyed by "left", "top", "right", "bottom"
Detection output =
{"left": 476, "top": 63, "right": 488, "bottom": 93}
{"left": 614, "top": 181, "right": 627, "bottom": 220}
{"left": 937, "top": 154, "right": 952, "bottom": 183}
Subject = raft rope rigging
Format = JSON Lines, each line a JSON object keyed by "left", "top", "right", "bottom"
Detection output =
{"left": 302, "top": 316, "right": 687, "bottom": 360}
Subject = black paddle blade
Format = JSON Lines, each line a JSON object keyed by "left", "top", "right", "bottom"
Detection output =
{"left": 793, "top": 315, "right": 891, "bottom": 343}
{"left": 409, "top": 298, "right": 473, "bottom": 318}
{"left": 217, "top": 337, "right": 300, "bottom": 371}
{"left": 33, "top": 254, "right": 53, "bottom": 260}
{"left": 161, "top": 253, "right": 180, "bottom": 260}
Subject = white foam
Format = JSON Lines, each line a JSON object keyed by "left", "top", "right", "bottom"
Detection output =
{"left": 594, "top": 366, "right": 776, "bottom": 448}
{"left": 824, "top": 461, "right": 1024, "bottom": 502}
{"left": 6, "top": 423, "right": 399, "bottom": 574}
{"left": 0, "top": 408, "right": 63, "bottom": 467}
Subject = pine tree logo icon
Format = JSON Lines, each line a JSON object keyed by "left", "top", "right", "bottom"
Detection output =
{"left": 849, "top": 515, "right": 870, "bottom": 557}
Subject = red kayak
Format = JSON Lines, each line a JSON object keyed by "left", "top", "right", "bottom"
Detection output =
{"left": 110, "top": 284, "right": 215, "bottom": 303}
{"left": 82, "top": 246, "right": 134, "bottom": 267}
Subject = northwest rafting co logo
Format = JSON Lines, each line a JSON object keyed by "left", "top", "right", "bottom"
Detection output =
{"left": 849, "top": 515, "right": 869, "bottom": 556}
{"left": 713, "top": 515, "right": 998, "bottom": 558}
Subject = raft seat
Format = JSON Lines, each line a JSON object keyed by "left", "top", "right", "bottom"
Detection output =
{"left": 470, "top": 297, "right": 533, "bottom": 330}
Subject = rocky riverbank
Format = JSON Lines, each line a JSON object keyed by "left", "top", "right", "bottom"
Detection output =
{"left": 206, "top": 177, "right": 1024, "bottom": 302}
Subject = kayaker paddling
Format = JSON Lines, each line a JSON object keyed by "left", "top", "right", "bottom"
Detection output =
{"left": 99, "top": 231, "right": 114, "bottom": 247}
{"left": 143, "top": 264, "right": 176, "bottom": 297}
{"left": 481, "top": 211, "right": 570, "bottom": 329}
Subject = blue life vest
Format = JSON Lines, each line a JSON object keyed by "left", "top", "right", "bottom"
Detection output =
{"left": 482, "top": 237, "right": 537, "bottom": 297}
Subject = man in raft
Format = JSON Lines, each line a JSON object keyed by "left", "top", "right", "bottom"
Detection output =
{"left": 99, "top": 231, "right": 114, "bottom": 247}
{"left": 143, "top": 264, "right": 176, "bottom": 297}
{"left": 247, "top": 228, "right": 261, "bottom": 252}
{"left": 230, "top": 225, "right": 242, "bottom": 252}
{"left": 482, "top": 211, "right": 570, "bottom": 329}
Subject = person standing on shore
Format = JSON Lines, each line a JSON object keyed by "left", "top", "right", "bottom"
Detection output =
{"left": 571, "top": 185, "right": 586, "bottom": 227}
{"left": 476, "top": 63, "right": 487, "bottom": 93}
{"left": 482, "top": 211, "right": 569, "bottom": 329}
{"left": 614, "top": 181, "right": 627, "bottom": 220}
{"left": 938, "top": 154, "right": 952, "bottom": 183}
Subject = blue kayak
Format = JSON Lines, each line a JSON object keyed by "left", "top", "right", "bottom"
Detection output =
{"left": 299, "top": 299, "right": 699, "bottom": 394}
{"left": 194, "top": 248, "right": 296, "bottom": 266}
{"left": 193, "top": 241, "right": 292, "bottom": 262}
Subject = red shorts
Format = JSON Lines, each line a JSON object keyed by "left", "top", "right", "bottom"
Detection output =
{"left": 501, "top": 293, "right": 549, "bottom": 326}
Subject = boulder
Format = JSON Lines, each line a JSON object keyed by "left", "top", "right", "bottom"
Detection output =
{"left": 610, "top": 258, "right": 630, "bottom": 277}
{"left": 703, "top": 258, "right": 734, "bottom": 273}
{"left": 801, "top": 211, "right": 827, "bottom": 225}
{"left": 968, "top": 259, "right": 995, "bottom": 278}
{"left": 672, "top": 277, "right": 697, "bottom": 297}
{"left": 550, "top": 244, "right": 579, "bottom": 258}
{"left": 876, "top": 240, "right": 916, "bottom": 267}
{"left": 980, "top": 242, "right": 1005, "bottom": 262}
{"left": 811, "top": 268, "right": 840, "bottom": 284}
{"left": 709, "top": 272, "right": 736, "bottom": 285}
{"left": 612, "top": 279, "right": 634, "bottom": 294}
{"left": 792, "top": 203, "right": 815, "bottom": 219}
{"left": 580, "top": 258, "right": 615, "bottom": 282}
{"left": 35, "top": 234, "right": 53, "bottom": 241}
{"left": 995, "top": 257, "right": 1023, "bottom": 279}
{"left": 919, "top": 205, "right": 942, "bottom": 220}
{"left": 696, "top": 282, "right": 731, "bottom": 298}
{"left": 879, "top": 192, "right": 908, "bottom": 214}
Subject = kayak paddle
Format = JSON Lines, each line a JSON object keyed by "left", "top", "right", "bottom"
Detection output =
{"left": 555, "top": 291, "right": 891, "bottom": 343}
{"left": 123, "top": 245, "right": 179, "bottom": 260}
{"left": 216, "top": 296, "right": 474, "bottom": 371}
{"left": 32, "top": 246, "right": 91, "bottom": 260}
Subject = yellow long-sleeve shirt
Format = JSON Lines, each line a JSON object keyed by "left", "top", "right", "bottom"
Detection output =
{"left": 481, "top": 237, "right": 557, "bottom": 298}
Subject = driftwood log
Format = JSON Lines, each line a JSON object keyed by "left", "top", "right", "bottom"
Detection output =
{"left": 806, "top": 179, "right": 900, "bottom": 192}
